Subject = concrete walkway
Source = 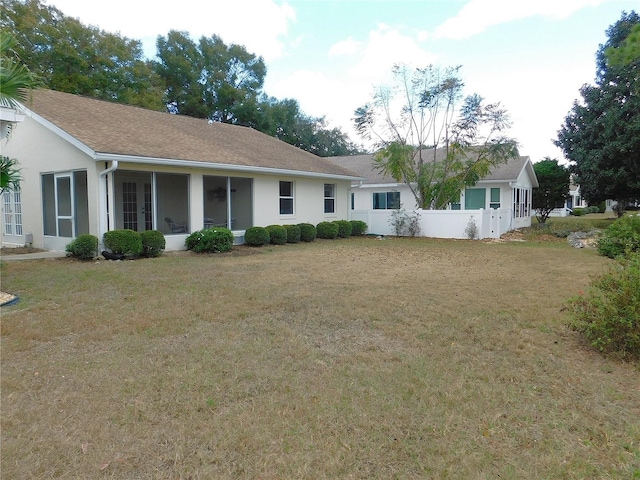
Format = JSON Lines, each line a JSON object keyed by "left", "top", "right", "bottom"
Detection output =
{"left": 1, "top": 251, "right": 67, "bottom": 261}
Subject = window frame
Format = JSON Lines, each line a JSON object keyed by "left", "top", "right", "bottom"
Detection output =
{"left": 279, "top": 181, "right": 294, "bottom": 215}
{"left": 373, "top": 191, "right": 400, "bottom": 210}
{"left": 324, "top": 183, "right": 336, "bottom": 214}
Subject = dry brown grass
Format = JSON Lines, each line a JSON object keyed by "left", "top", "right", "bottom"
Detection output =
{"left": 1, "top": 237, "right": 639, "bottom": 479}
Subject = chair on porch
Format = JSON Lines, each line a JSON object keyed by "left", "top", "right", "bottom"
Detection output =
{"left": 165, "top": 217, "right": 187, "bottom": 233}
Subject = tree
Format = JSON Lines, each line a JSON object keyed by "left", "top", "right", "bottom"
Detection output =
{"left": 1, "top": 0, "right": 165, "bottom": 110}
{"left": 0, "top": 30, "right": 38, "bottom": 192}
{"left": 606, "top": 23, "right": 640, "bottom": 66}
{"left": 532, "top": 157, "right": 570, "bottom": 223}
{"left": 556, "top": 11, "right": 640, "bottom": 216}
{"left": 155, "top": 30, "right": 267, "bottom": 124}
{"left": 353, "top": 64, "right": 518, "bottom": 210}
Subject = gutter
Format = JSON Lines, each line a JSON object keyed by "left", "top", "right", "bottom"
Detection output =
{"left": 98, "top": 160, "right": 118, "bottom": 246}
{"left": 93, "top": 152, "right": 363, "bottom": 182}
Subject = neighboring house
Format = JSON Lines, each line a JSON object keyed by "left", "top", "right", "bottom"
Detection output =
{"left": 327, "top": 152, "right": 538, "bottom": 239}
{"left": 548, "top": 175, "right": 614, "bottom": 217}
{"left": 0, "top": 89, "right": 360, "bottom": 251}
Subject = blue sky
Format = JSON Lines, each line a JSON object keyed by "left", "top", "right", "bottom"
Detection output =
{"left": 48, "top": 0, "right": 638, "bottom": 162}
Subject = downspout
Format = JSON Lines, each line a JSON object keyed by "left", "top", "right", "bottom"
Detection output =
{"left": 98, "top": 160, "right": 118, "bottom": 250}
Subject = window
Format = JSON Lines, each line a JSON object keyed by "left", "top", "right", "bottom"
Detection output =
{"left": 490, "top": 188, "right": 500, "bottom": 209}
{"left": 373, "top": 191, "right": 400, "bottom": 210}
{"left": 465, "top": 188, "right": 486, "bottom": 210}
{"left": 3, "top": 188, "right": 22, "bottom": 236}
{"left": 280, "top": 181, "right": 294, "bottom": 215}
{"left": 324, "top": 184, "right": 335, "bottom": 214}
{"left": 512, "top": 187, "right": 531, "bottom": 218}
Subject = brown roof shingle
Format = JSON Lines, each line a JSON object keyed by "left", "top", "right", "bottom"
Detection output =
{"left": 24, "top": 89, "right": 360, "bottom": 178}
{"left": 326, "top": 150, "right": 534, "bottom": 185}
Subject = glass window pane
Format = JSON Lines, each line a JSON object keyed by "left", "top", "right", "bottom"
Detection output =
{"left": 324, "top": 184, "right": 334, "bottom": 197}
{"left": 280, "top": 181, "right": 292, "bottom": 197}
{"left": 490, "top": 188, "right": 500, "bottom": 203}
{"left": 42, "top": 174, "right": 56, "bottom": 235}
{"left": 324, "top": 198, "right": 335, "bottom": 213}
{"left": 388, "top": 192, "right": 400, "bottom": 209}
{"left": 58, "top": 218, "right": 73, "bottom": 237}
{"left": 373, "top": 192, "right": 384, "bottom": 209}
{"left": 280, "top": 198, "right": 293, "bottom": 215}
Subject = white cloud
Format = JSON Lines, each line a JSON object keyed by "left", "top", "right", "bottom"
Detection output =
{"left": 328, "top": 37, "right": 362, "bottom": 57}
{"left": 434, "top": 0, "right": 608, "bottom": 40}
{"left": 47, "top": 0, "right": 296, "bottom": 61}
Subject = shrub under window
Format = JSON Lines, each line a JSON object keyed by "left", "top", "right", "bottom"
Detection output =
{"left": 185, "top": 228, "right": 233, "bottom": 253}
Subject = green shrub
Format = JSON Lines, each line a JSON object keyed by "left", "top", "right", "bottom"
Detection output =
{"left": 572, "top": 208, "right": 586, "bottom": 216}
{"left": 140, "top": 230, "right": 165, "bottom": 258}
{"left": 298, "top": 223, "right": 316, "bottom": 242}
{"left": 597, "top": 201, "right": 607, "bottom": 214}
{"left": 103, "top": 229, "right": 143, "bottom": 256}
{"left": 185, "top": 227, "right": 233, "bottom": 253}
{"left": 350, "top": 220, "right": 367, "bottom": 236}
{"left": 244, "top": 226, "right": 270, "bottom": 246}
{"left": 333, "top": 220, "right": 352, "bottom": 238}
{"left": 597, "top": 215, "right": 640, "bottom": 259}
{"left": 65, "top": 234, "right": 98, "bottom": 260}
{"left": 266, "top": 225, "right": 287, "bottom": 245}
{"left": 284, "top": 224, "right": 301, "bottom": 243}
{"left": 316, "top": 221, "right": 339, "bottom": 239}
{"left": 567, "top": 253, "right": 640, "bottom": 360}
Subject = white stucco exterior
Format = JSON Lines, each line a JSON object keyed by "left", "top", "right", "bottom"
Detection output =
{"left": 1, "top": 106, "right": 355, "bottom": 252}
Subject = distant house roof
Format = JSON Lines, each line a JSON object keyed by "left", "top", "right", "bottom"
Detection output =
{"left": 326, "top": 150, "right": 538, "bottom": 187}
{"left": 21, "top": 89, "right": 360, "bottom": 179}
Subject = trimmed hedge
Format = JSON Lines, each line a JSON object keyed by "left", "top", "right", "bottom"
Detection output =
{"left": 284, "top": 224, "right": 301, "bottom": 243}
{"left": 244, "top": 226, "right": 270, "bottom": 246}
{"left": 317, "top": 221, "right": 339, "bottom": 239}
{"left": 298, "top": 223, "right": 316, "bottom": 242}
{"left": 103, "top": 229, "right": 143, "bottom": 256}
{"left": 65, "top": 234, "right": 98, "bottom": 260}
{"left": 266, "top": 224, "right": 287, "bottom": 245}
{"left": 350, "top": 220, "right": 367, "bottom": 236}
{"left": 141, "top": 230, "right": 165, "bottom": 258}
{"left": 185, "top": 227, "right": 233, "bottom": 253}
{"left": 333, "top": 220, "right": 352, "bottom": 238}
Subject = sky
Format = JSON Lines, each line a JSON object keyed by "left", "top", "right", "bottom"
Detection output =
{"left": 46, "top": 0, "right": 638, "bottom": 162}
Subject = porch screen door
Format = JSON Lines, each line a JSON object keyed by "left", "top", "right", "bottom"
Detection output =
{"left": 55, "top": 174, "right": 74, "bottom": 237}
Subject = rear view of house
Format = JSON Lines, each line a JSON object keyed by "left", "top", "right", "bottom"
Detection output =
{"left": 1, "top": 89, "right": 360, "bottom": 251}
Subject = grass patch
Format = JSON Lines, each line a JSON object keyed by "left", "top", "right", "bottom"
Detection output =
{"left": 1, "top": 238, "right": 639, "bottom": 478}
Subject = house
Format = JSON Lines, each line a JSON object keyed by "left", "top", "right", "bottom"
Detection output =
{"left": 0, "top": 89, "right": 361, "bottom": 251}
{"left": 326, "top": 152, "right": 538, "bottom": 239}
{"left": 548, "top": 175, "right": 614, "bottom": 217}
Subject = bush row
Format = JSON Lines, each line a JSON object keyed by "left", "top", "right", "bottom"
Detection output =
{"left": 245, "top": 220, "right": 367, "bottom": 247}
{"left": 572, "top": 205, "right": 602, "bottom": 216}
{"left": 66, "top": 229, "right": 166, "bottom": 260}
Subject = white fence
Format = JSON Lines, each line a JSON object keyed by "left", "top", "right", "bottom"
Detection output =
{"left": 350, "top": 208, "right": 514, "bottom": 239}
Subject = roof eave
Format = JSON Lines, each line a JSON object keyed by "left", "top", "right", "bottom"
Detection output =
{"left": 94, "top": 152, "right": 363, "bottom": 181}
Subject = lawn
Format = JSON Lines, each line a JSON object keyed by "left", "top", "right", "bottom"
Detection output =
{"left": 1, "top": 236, "right": 639, "bottom": 479}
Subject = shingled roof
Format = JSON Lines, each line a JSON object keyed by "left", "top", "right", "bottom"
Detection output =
{"left": 326, "top": 150, "right": 537, "bottom": 187}
{"left": 22, "top": 89, "right": 360, "bottom": 179}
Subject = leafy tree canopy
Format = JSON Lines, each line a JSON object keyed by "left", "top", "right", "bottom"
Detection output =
{"left": 1, "top": 0, "right": 165, "bottom": 110}
{"left": 354, "top": 64, "right": 518, "bottom": 209}
{"left": 556, "top": 11, "right": 640, "bottom": 215}
{"left": 532, "top": 157, "right": 570, "bottom": 223}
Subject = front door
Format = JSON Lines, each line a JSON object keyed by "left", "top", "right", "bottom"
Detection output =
{"left": 117, "top": 174, "right": 152, "bottom": 232}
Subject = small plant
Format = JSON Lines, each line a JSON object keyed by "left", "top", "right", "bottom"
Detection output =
{"left": 244, "top": 226, "right": 270, "bottom": 246}
{"left": 316, "top": 221, "right": 338, "bottom": 239}
{"left": 349, "top": 220, "right": 367, "bottom": 236}
{"left": 572, "top": 208, "right": 586, "bottom": 216}
{"left": 465, "top": 216, "right": 478, "bottom": 240}
{"left": 103, "top": 229, "right": 143, "bottom": 256}
{"left": 333, "top": 220, "right": 352, "bottom": 238}
{"left": 389, "top": 208, "right": 407, "bottom": 236}
{"left": 284, "top": 224, "right": 301, "bottom": 243}
{"left": 298, "top": 223, "right": 316, "bottom": 242}
{"left": 389, "top": 207, "right": 421, "bottom": 237}
{"left": 185, "top": 228, "right": 233, "bottom": 253}
{"left": 140, "top": 230, "right": 165, "bottom": 258}
{"left": 65, "top": 234, "right": 98, "bottom": 260}
{"left": 266, "top": 225, "right": 287, "bottom": 245}
{"left": 597, "top": 215, "right": 640, "bottom": 259}
{"left": 567, "top": 253, "right": 640, "bottom": 360}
